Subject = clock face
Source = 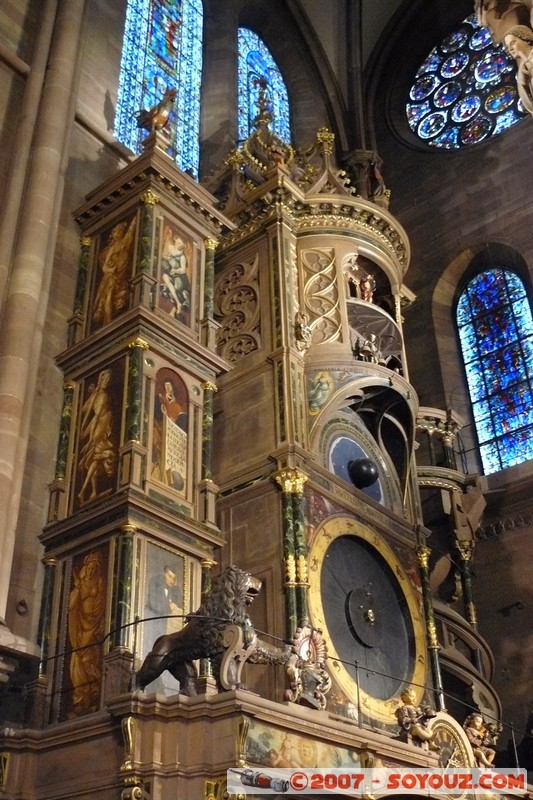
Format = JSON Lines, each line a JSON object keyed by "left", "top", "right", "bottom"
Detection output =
{"left": 308, "top": 516, "right": 426, "bottom": 724}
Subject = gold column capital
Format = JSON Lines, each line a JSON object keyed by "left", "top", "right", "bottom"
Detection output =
{"left": 42, "top": 556, "right": 58, "bottom": 567}
{"left": 80, "top": 235, "right": 92, "bottom": 247}
{"left": 274, "top": 467, "right": 308, "bottom": 494}
{"left": 140, "top": 189, "right": 160, "bottom": 205}
{"left": 202, "top": 381, "right": 218, "bottom": 393}
{"left": 128, "top": 337, "right": 149, "bottom": 350}
{"left": 416, "top": 544, "right": 431, "bottom": 569}
{"left": 456, "top": 540, "right": 475, "bottom": 561}
{"left": 317, "top": 127, "right": 335, "bottom": 154}
{"left": 204, "top": 238, "right": 218, "bottom": 252}
{"left": 120, "top": 523, "right": 137, "bottom": 536}
{"left": 201, "top": 558, "right": 217, "bottom": 570}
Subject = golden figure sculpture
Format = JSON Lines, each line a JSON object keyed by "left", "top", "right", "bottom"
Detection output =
{"left": 68, "top": 550, "right": 106, "bottom": 714}
{"left": 92, "top": 217, "right": 136, "bottom": 326}
{"left": 463, "top": 712, "right": 497, "bottom": 768}
{"left": 77, "top": 368, "right": 116, "bottom": 504}
{"left": 395, "top": 688, "right": 440, "bottom": 751}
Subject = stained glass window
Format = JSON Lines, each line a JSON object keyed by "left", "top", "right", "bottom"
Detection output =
{"left": 407, "top": 15, "right": 527, "bottom": 149}
{"left": 115, "top": 0, "right": 203, "bottom": 178}
{"left": 237, "top": 28, "right": 291, "bottom": 143}
{"left": 457, "top": 269, "right": 533, "bottom": 473}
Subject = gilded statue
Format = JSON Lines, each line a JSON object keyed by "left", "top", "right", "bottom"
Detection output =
{"left": 395, "top": 687, "right": 440, "bottom": 751}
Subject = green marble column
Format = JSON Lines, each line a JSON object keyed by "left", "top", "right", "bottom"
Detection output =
{"left": 456, "top": 540, "right": 484, "bottom": 674}
{"left": 199, "top": 558, "right": 216, "bottom": 678}
{"left": 274, "top": 468, "right": 308, "bottom": 636}
{"left": 110, "top": 525, "right": 136, "bottom": 650}
{"left": 201, "top": 381, "right": 217, "bottom": 481}
{"left": 204, "top": 239, "right": 217, "bottom": 319}
{"left": 416, "top": 545, "right": 446, "bottom": 710}
{"left": 37, "top": 557, "right": 57, "bottom": 676}
{"left": 126, "top": 338, "right": 148, "bottom": 443}
{"left": 54, "top": 382, "right": 75, "bottom": 480}
{"left": 139, "top": 190, "right": 159, "bottom": 276}
{"left": 73, "top": 236, "right": 92, "bottom": 315}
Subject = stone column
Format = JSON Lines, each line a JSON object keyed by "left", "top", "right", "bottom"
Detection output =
{"left": 201, "top": 238, "right": 218, "bottom": 350}
{"left": 198, "top": 558, "right": 217, "bottom": 693}
{"left": 456, "top": 540, "right": 484, "bottom": 674}
{"left": 417, "top": 545, "right": 446, "bottom": 711}
{"left": 0, "top": 0, "right": 88, "bottom": 629}
{"left": 274, "top": 467, "right": 308, "bottom": 636}
{"left": 68, "top": 236, "right": 92, "bottom": 346}
{"left": 37, "top": 557, "right": 57, "bottom": 677}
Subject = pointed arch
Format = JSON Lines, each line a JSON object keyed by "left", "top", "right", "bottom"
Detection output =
{"left": 115, "top": 0, "right": 203, "bottom": 178}
{"left": 237, "top": 27, "right": 291, "bottom": 143}
{"left": 456, "top": 267, "right": 533, "bottom": 473}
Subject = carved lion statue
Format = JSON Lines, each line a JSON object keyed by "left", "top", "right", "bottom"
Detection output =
{"left": 137, "top": 564, "right": 262, "bottom": 695}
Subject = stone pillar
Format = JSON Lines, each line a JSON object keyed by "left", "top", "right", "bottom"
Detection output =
{"left": 121, "top": 338, "right": 149, "bottom": 490}
{"left": 47, "top": 381, "right": 75, "bottom": 522}
{"left": 274, "top": 467, "right": 309, "bottom": 636}
{"left": 0, "top": 0, "right": 88, "bottom": 628}
{"left": 456, "top": 540, "right": 484, "bottom": 674}
{"left": 201, "top": 238, "right": 219, "bottom": 350}
{"left": 68, "top": 236, "right": 92, "bottom": 346}
{"left": 110, "top": 525, "right": 136, "bottom": 651}
{"left": 417, "top": 545, "right": 446, "bottom": 711}
{"left": 199, "top": 381, "right": 219, "bottom": 524}
{"left": 198, "top": 558, "right": 217, "bottom": 694}
{"left": 131, "top": 190, "right": 159, "bottom": 308}
{"left": 36, "top": 557, "right": 57, "bottom": 677}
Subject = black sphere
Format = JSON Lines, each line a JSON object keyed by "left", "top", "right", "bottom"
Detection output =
{"left": 348, "top": 458, "right": 379, "bottom": 488}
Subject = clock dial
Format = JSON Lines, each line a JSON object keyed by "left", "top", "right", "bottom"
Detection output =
{"left": 308, "top": 516, "right": 426, "bottom": 724}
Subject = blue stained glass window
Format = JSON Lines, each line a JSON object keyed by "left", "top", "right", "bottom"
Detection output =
{"left": 407, "top": 14, "right": 527, "bottom": 149}
{"left": 237, "top": 28, "right": 291, "bottom": 144}
{"left": 115, "top": 0, "right": 203, "bottom": 178}
{"left": 456, "top": 269, "right": 533, "bottom": 473}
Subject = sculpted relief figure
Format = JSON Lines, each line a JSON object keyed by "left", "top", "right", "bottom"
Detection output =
{"left": 504, "top": 25, "right": 533, "bottom": 112}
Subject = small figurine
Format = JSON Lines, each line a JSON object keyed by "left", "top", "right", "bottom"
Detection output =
{"left": 295, "top": 311, "right": 312, "bottom": 350}
{"left": 357, "top": 333, "right": 385, "bottom": 365}
{"left": 395, "top": 688, "right": 440, "bottom": 751}
{"left": 463, "top": 712, "right": 498, "bottom": 768}
{"left": 360, "top": 274, "right": 376, "bottom": 303}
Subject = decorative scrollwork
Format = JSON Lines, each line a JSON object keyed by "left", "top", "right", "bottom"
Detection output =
{"left": 215, "top": 256, "right": 261, "bottom": 362}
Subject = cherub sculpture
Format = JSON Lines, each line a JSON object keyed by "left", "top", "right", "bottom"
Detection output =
{"left": 395, "top": 687, "right": 440, "bottom": 751}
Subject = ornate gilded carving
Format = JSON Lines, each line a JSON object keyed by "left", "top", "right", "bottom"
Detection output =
{"left": 202, "top": 381, "right": 218, "bottom": 393}
{"left": 204, "top": 238, "right": 218, "bottom": 251}
{"left": 296, "top": 553, "right": 308, "bottom": 584}
{"left": 205, "top": 777, "right": 228, "bottom": 800}
{"left": 456, "top": 540, "right": 475, "bottom": 561}
{"left": 285, "top": 622, "right": 331, "bottom": 710}
{"left": 273, "top": 467, "right": 308, "bottom": 495}
{"left": 140, "top": 190, "right": 159, "bottom": 205}
{"left": 214, "top": 256, "right": 260, "bottom": 363}
{"left": 120, "top": 715, "right": 136, "bottom": 772}
{"left": 416, "top": 545, "right": 431, "bottom": 570}
{"left": 284, "top": 553, "right": 296, "bottom": 583}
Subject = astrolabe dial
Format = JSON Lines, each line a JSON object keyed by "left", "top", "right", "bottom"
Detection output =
{"left": 308, "top": 516, "right": 427, "bottom": 724}
{"left": 429, "top": 713, "right": 476, "bottom": 768}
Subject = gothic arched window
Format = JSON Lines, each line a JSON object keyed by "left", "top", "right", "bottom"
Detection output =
{"left": 237, "top": 27, "right": 291, "bottom": 144}
{"left": 456, "top": 269, "right": 533, "bottom": 474}
{"left": 115, "top": 0, "right": 203, "bottom": 178}
{"left": 407, "top": 14, "right": 527, "bottom": 149}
